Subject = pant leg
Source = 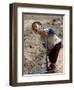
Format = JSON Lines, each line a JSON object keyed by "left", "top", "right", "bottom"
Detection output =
{"left": 49, "top": 42, "right": 61, "bottom": 64}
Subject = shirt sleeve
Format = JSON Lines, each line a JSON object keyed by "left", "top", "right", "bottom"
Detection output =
{"left": 48, "top": 28, "right": 56, "bottom": 34}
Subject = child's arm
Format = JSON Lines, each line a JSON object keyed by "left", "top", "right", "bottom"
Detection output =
{"left": 39, "top": 31, "right": 49, "bottom": 37}
{"left": 40, "top": 28, "right": 56, "bottom": 37}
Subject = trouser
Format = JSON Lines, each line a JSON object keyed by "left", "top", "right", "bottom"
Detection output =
{"left": 48, "top": 42, "right": 61, "bottom": 64}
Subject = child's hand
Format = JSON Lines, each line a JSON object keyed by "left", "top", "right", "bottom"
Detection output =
{"left": 39, "top": 31, "right": 49, "bottom": 37}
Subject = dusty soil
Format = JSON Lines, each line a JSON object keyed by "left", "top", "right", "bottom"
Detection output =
{"left": 54, "top": 49, "right": 63, "bottom": 73}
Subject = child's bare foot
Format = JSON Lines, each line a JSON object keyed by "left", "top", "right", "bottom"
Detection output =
{"left": 47, "top": 63, "right": 56, "bottom": 73}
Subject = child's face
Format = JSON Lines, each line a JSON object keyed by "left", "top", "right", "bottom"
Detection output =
{"left": 33, "top": 23, "right": 42, "bottom": 33}
{"left": 33, "top": 23, "right": 48, "bottom": 37}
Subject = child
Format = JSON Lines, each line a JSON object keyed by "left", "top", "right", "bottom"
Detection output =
{"left": 32, "top": 21, "right": 62, "bottom": 72}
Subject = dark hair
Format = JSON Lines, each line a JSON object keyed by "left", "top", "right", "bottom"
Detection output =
{"left": 32, "top": 21, "right": 42, "bottom": 30}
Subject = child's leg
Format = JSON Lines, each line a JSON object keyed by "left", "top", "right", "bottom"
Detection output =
{"left": 49, "top": 42, "right": 61, "bottom": 64}
{"left": 47, "top": 42, "right": 61, "bottom": 72}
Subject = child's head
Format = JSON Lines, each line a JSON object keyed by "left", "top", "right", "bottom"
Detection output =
{"left": 32, "top": 21, "right": 42, "bottom": 33}
{"left": 32, "top": 21, "right": 48, "bottom": 37}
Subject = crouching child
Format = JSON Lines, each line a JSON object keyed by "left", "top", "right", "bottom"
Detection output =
{"left": 32, "top": 21, "right": 62, "bottom": 73}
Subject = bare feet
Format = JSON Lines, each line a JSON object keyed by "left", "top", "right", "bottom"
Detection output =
{"left": 47, "top": 63, "right": 56, "bottom": 73}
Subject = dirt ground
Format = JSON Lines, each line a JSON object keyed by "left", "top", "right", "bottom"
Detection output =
{"left": 54, "top": 48, "right": 63, "bottom": 73}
